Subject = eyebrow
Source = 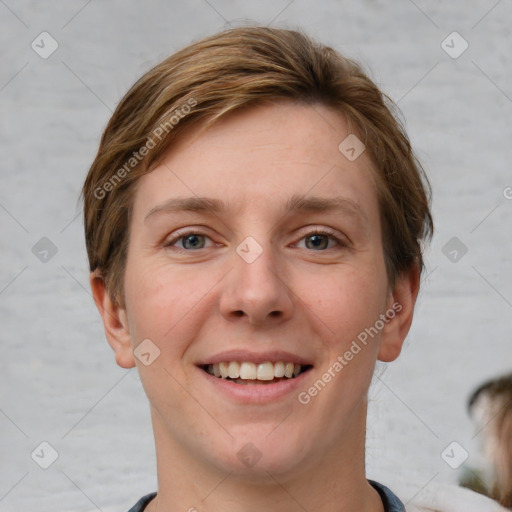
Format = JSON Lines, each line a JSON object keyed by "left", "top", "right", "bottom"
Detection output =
{"left": 145, "top": 197, "right": 226, "bottom": 221}
{"left": 284, "top": 194, "right": 366, "bottom": 220}
{"left": 144, "top": 194, "right": 367, "bottom": 223}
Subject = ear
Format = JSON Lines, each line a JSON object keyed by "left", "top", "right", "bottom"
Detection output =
{"left": 378, "top": 265, "right": 420, "bottom": 362}
{"left": 89, "top": 270, "right": 135, "bottom": 368}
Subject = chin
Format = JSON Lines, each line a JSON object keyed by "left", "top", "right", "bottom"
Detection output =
{"left": 209, "top": 424, "right": 314, "bottom": 479}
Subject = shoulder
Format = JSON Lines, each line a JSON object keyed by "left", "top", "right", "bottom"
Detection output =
{"left": 82, "top": 492, "right": 157, "bottom": 512}
{"left": 125, "top": 492, "right": 157, "bottom": 512}
{"left": 394, "top": 481, "right": 509, "bottom": 512}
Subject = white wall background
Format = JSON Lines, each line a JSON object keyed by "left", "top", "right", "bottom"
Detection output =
{"left": 1, "top": 1, "right": 511, "bottom": 511}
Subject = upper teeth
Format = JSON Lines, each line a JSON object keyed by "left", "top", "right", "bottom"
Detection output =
{"left": 207, "top": 361, "right": 302, "bottom": 380}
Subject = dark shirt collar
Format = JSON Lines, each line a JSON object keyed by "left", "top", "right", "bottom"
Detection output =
{"left": 370, "top": 480, "right": 406, "bottom": 511}
{"left": 127, "top": 481, "right": 406, "bottom": 512}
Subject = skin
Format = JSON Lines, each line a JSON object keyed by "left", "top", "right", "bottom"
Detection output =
{"left": 91, "top": 101, "right": 419, "bottom": 512}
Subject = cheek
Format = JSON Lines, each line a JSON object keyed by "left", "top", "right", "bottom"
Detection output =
{"left": 296, "top": 263, "right": 389, "bottom": 347}
{"left": 123, "top": 261, "right": 214, "bottom": 349}
{"left": 123, "top": 265, "right": 207, "bottom": 400}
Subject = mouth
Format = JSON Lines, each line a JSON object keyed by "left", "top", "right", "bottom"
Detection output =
{"left": 200, "top": 361, "right": 313, "bottom": 385}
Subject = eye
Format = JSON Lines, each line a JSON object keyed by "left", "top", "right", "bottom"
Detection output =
{"left": 165, "top": 232, "right": 213, "bottom": 250}
{"left": 297, "top": 230, "right": 344, "bottom": 251}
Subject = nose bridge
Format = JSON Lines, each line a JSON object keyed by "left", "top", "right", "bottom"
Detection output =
{"left": 220, "top": 236, "right": 293, "bottom": 324}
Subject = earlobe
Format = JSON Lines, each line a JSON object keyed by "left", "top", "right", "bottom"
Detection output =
{"left": 378, "top": 265, "right": 420, "bottom": 362}
{"left": 89, "top": 271, "right": 136, "bottom": 369}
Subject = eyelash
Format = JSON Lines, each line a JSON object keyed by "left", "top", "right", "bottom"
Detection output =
{"left": 164, "top": 228, "right": 347, "bottom": 251}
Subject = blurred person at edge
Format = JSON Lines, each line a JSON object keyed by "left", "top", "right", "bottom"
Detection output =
{"left": 461, "top": 373, "right": 512, "bottom": 509}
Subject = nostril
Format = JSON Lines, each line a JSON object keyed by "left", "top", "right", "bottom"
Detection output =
{"left": 230, "top": 310, "right": 282, "bottom": 320}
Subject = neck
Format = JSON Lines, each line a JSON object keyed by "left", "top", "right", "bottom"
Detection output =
{"left": 146, "top": 402, "right": 384, "bottom": 512}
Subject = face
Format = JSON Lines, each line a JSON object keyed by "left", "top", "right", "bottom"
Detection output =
{"left": 98, "top": 101, "right": 414, "bottom": 479}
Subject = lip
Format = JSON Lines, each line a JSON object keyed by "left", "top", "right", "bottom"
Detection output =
{"left": 195, "top": 349, "right": 313, "bottom": 366}
{"left": 197, "top": 365, "right": 313, "bottom": 404}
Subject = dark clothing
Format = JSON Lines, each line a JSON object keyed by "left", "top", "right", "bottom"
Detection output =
{"left": 126, "top": 480, "right": 405, "bottom": 511}
{"left": 126, "top": 492, "right": 156, "bottom": 512}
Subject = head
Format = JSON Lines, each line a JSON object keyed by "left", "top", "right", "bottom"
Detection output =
{"left": 468, "top": 374, "right": 512, "bottom": 508}
{"left": 83, "top": 27, "right": 433, "bottom": 480}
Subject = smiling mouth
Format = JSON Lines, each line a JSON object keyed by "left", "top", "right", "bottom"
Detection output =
{"left": 201, "top": 361, "right": 313, "bottom": 384}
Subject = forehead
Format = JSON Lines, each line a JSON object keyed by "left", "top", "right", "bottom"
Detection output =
{"left": 132, "top": 101, "right": 379, "bottom": 225}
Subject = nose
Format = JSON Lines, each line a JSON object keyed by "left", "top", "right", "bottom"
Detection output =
{"left": 219, "top": 241, "right": 294, "bottom": 326}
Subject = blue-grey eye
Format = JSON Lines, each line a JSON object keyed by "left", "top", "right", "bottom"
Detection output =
{"left": 305, "top": 234, "right": 330, "bottom": 250}
{"left": 181, "top": 234, "right": 206, "bottom": 249}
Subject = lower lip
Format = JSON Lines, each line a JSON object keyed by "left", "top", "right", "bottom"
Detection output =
{"left": 198, "top": 367, "right": 312, "bottom": 404}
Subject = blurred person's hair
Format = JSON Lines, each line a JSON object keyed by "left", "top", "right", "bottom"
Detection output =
{"left": 82, "top": 26, "right": 433, "bottom": 307}
{"left": 463, "top": 373, "right": 512, "bottom": 508}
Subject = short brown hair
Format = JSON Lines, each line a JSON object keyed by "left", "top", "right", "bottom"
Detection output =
{"left": 82, "top": 26, "right": 433, "bottom": 306}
